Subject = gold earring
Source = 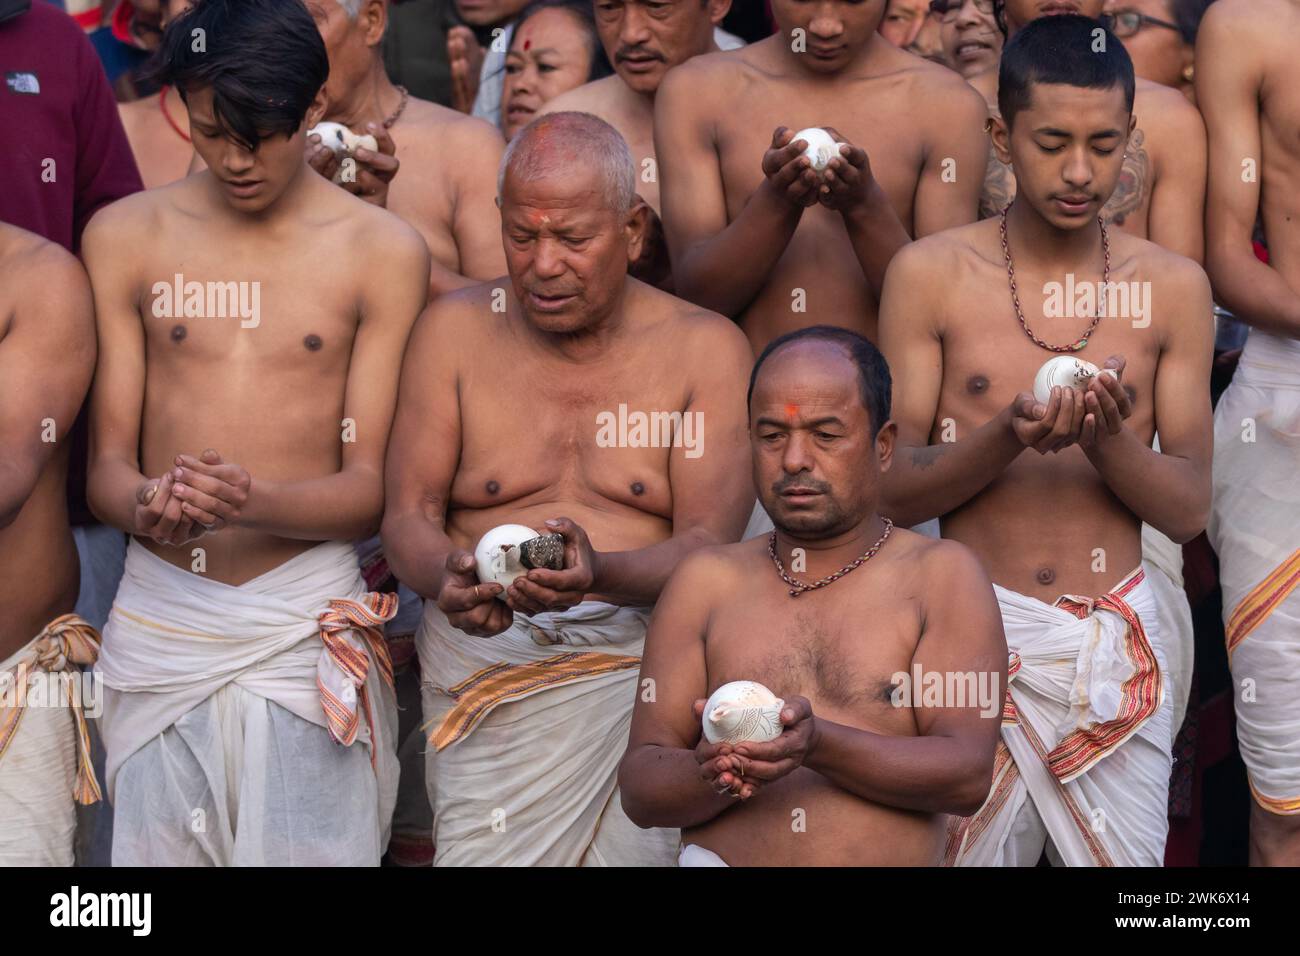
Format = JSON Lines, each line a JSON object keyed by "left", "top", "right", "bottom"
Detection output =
{"left": 1182, "top": 63, "right": 1195, "bottom": 83}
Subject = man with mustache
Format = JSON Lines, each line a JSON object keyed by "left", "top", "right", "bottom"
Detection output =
{"left": 619, "top": 326, "right": 1007, "bottom": 866}
{"left": 1200, "top": 0, "right": 1300, "bottom": 866}
{"left": 381, "top": 111, "right": 754, "bottom": 865}
{"left": 656, "top": 0, "right": 988, "bottom": 354}
{"left": 536, "top": 0, "right": 734, "bottom": 287}
{"left": 976, "top": 0, "right": 1205, "bottom": 263}
{"left": 879, "top": 16, "right": 1211, "bottom": 865}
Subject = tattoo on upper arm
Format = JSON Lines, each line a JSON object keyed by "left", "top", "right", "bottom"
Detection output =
{"left": 911, "top": 443, "right": 949, "bottom": 470}
{"left": 980, "top": 146, "right": 1016, "bottom": 221}
{"left": 1103, "top": 128, "right": 1148, "bottom": 226}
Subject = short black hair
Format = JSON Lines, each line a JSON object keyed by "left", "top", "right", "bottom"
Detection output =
{"left": 998, "top": 14, "right": 1134, "bottom": 129}
{"left": 747, "top": 326, "right": 892, "bottom": 437}
{"left": 151, "top": 0, "right": 330, "bottom": 152}
{"left": 513, "top": 0, "right": 614, "bottom": 83}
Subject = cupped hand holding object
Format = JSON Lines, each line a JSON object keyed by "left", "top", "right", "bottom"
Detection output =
{"left": 308, "top": 122, "right": 379, "bottom": 184}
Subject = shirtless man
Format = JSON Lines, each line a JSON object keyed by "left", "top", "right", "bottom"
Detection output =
{"left": 0, "top": 223, "right": 99, "bottom": 866}
{"left": 381, "top": 112, "right": 753, "bottom": 866}
{"left": 307, "top": 0, "right": 505, "bottom": 295}
{"left": 1199, "top": 0, "right": 1300, "bottom": 865}
{"left": 82, "top": 0, "right": 429, "bottom": 866}
{"left": 972, "top": 0, "right": 1205, "bottom": 261}
{"left": 619, "top": 327, "right": 1006, "bottom": 866}
{"left": 536, "top": 0, "right": 732, "bottom": 288}
{"left": 118, "top": 0, "right": 195, "bottom": 189}
{"left": 879, "top": 16, "right": 1211, "bottom": 865}
{"left": 656, "top": 0, "right": 988, "bottom": 353}
{"left": 538, "top": 0, "right": 731, "bottom": 215}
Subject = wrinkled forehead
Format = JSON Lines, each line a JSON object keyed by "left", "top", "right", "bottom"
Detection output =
{"left": 501, "top": 161, "right": 612, "bottom": 219}
{"left": 751, "top": 344, "right": 864, "bottom": 416}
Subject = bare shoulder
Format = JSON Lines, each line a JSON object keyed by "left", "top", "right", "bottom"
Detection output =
{"left": 658, "top": 45, "right": 752, "bottom": 103}
{"left": 667, "top": 536, "right": 760, "bottom": 595}
{"left": 899, "top": 50, "right": 986, "bottom": 112}
{"left": 539, "top": 75, "right": 627, "bottom": 115}
{"left": 402, "top": 97, "right": 503, "bottom": 151}
{"left": 641, "top": 282, "right": 750, "bottom": 365}
{"left": 1200, "top": 0, "right": 1285, "bottom": 41}
{"left": 80, "top": 180, "right": 182, "bottom": 254}
{"left": 340, "top": 192, "right": 429, "bottom": 267}
{"left": 1, "top": 228, "right": 88, "bottom": 316}
{"left": 1134, "top": 78, "right": 1203, "bottom": 140}
{"left": 890, "top": 220, "right": 990, "bottom": 279}
{"left": 1124, "top": 233, "right": 1207, "bottom": 292}
{"left": 897, "top": 531, "right": 994, "bottom": 599}
{"left": 412, "top": 279, "right": 504, "bottom": 347}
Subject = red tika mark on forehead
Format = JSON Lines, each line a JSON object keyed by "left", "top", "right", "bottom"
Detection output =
{"left": 523, "top": 38, "right": 532, "bottom": 51}
{"left": 784, "top": 404, "right": 799, "bottom": 420}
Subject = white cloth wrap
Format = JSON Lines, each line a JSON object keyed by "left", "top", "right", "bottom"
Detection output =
{"left": 0, "top": 635, "right": 79, "bottom": 866}
{"left": 97, "top": 540, "right": 398, "bottom": 865}
{"left": 418, "top": 598, "right": 678, "bottom": 866}
{"left": 1208, "top": 329, "right": 1300, "bottom": 812}
{"left": 679, "top": 843, "right": 730, "bottom": 867}
{"left": 954, "top": 571, "right": 1175, "bottom": 866}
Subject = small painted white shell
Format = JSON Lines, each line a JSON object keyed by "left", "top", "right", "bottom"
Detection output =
{"left": 473, "top": 524, "right": 539, "bottom": 590}
{"left": 1033, "top": 356, "right": 1102, "bottom": 405}
{"left": 308, "top": 121, "right": 378, "bottom": 157}
{"left": 792, "top": 127, "right": 839, "bottom": 172}
{"left": 703, "top": 680, "right": 786, "bottom": 745}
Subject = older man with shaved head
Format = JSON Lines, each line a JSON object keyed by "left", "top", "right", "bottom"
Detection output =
{"left": 381, "top": 111, "right": 754, "bottom": 866}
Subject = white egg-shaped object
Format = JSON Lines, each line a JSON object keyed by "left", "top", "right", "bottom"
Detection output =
{"left": 703, "top": 680, "right": 786, "bottom": 745}
{"left": 792, "top": 127, "right": 840, "bottom": 172}
{"left": 473, "top": 524, "right": 539, "bottom": 590}
{"left": 1033, "top": 355, "right": 1102, "bottom": 405}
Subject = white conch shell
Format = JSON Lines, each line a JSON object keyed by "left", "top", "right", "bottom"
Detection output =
{"left": 1032, "top": 355, "right": 1105, "bottom": 405}
{"left": 703, "top": 680, "right": 786, "bottom": 745}
{"left": 792, "top": 127, "right": 839, "bottom": 172}
{"left": 473, "top": 523, "right": 539, "bottom": 590}
{"left": 308, "top": 121, "right": 379, "bottom": 184}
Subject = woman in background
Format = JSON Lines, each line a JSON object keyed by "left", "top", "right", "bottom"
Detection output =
{"left": 499, "top": 0, "right": 611, "bottom": 142}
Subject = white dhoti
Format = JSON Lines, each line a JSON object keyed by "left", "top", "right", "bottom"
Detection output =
{"left": 678, "top": 843, "right": 730, "bottom": 867}
{"left": 1208, "top": 330, "right": 1300, "bottom": 815}
{"left": 418, "top": 600, "right": 679, "bottom": 866}
{"left": 949, "top": 567, "right": 1175, "bottom": 866}
{"left": 0, "top": 615, "right": 101, "bottom": 866}
{"left": 98, "top": 540, "right": 400, "bottom": 866}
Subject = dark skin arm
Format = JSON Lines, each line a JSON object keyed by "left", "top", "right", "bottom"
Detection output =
{"left": 619, "top": 550, "right": 756, "bottom": 829}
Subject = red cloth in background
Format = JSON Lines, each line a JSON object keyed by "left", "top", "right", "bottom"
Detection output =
{"left": 0, "top": 0, "right": 143, "bottom": 252}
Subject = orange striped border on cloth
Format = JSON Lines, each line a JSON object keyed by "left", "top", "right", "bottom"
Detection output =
{"left": 0, "top": 614, "right": 103, "bottom": 805}
{"left": 1225, "top": 548, "right": 1300, "bottom": 660}
{"left": 1248, "top": 779, "right": 1300, "bottom": 816}
{"left": 429, "top": 652, "right": 642, "bottom": 752}
{"left": 316, "top": 593, "right": 398, "bottom": 766}
{"left": 1045, "top": 568, "right": 1161, "bottom": 783}
{"left": 943, "top": 740, "right": 1019, "bottom": 866}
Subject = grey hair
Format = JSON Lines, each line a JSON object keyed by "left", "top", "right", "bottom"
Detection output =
{"left": 335, "top": 0, "right": 362, "bottom": 19}
{"left": 497, "top": 112, "right": 636, "bottom": 214}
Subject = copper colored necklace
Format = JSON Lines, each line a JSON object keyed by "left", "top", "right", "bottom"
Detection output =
{"left": 384, "top": 85, "right": 409, "bottom": 129}
{"left": 768, "top": 518, "right": 894, "bottom": 598}
{"left": 1000, "top": 203, "right": 1110, "bottom": 353}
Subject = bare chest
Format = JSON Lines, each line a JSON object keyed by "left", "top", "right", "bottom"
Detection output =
{"left": 705, "top": 578, "right": 922, "bottom": 728}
